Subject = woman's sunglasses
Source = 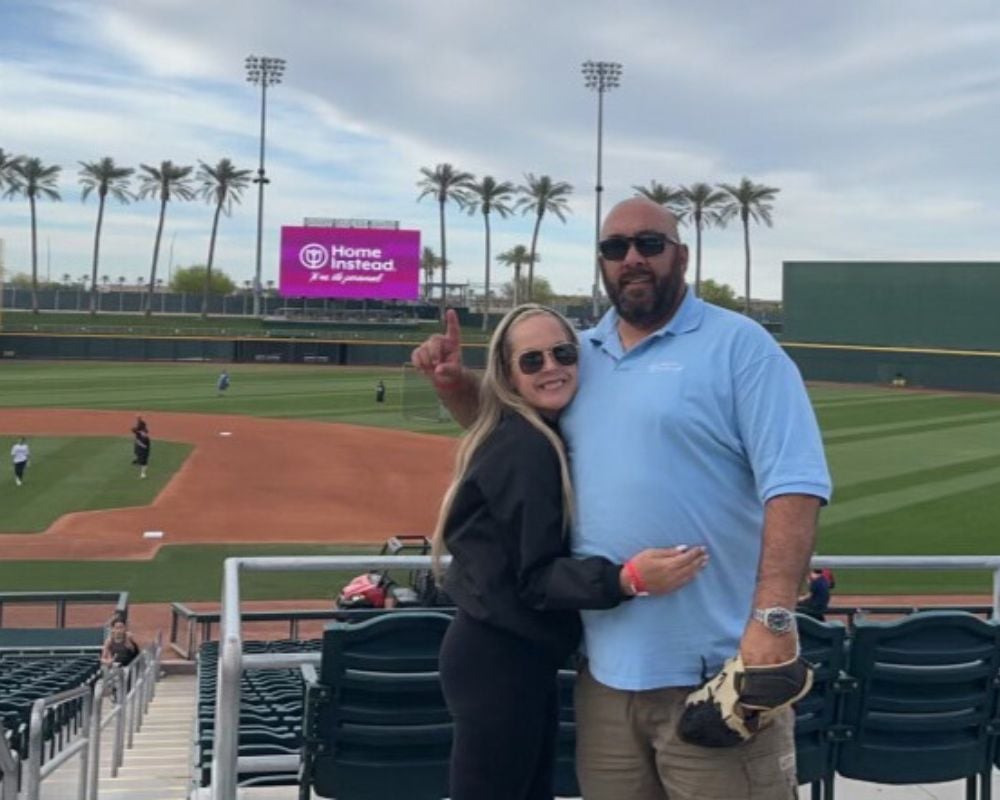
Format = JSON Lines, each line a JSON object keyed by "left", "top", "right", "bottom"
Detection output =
{"left": 516, "top": 342, "right": 579, "bottom": 375}
{"left": 598, "top": 232, "right": 678, "bottom": 261}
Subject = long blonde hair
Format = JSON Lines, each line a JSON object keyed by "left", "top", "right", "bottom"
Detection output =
{"left": 431, "top": 304, "right": 578, "bottom": 576}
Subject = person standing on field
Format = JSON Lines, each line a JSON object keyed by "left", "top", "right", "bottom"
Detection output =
{"left": 10, "top": 437, "right": 30, "bottom": 487}
{"left": 131, "top": 417, "right": 151, "bottom": 479}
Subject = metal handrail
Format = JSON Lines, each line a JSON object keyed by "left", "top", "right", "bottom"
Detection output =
{"left": 210, "top": 553, "right": 1000, "bottom": 800}
{"left": 0, "top": 723, "right": 18, "bottom": 800}
{"left": 169, "top": 602, "right": 360, "bottom": 659}
{"left": 24, "top": 683, "right": 93, "bottom": 800}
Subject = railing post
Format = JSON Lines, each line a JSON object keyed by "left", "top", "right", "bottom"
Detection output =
{"left": 993, "top": 566, "right": 1000, "bottom": 620}
{"left": 212, "top": 558, "right": 243, "bottom": 800}
{"left": 112, "top": 668, "right": 126, "bottom": 777}
{"left": 76, "top": 690, "right": 92, "bottom": 800}
{"left": 170, "top": 605, "right": 179, "bottom": 645}
{"left": 86, "top": 680, "right": 104, "bottom": 800}
{"left": 24, "top": 701, "right": 44, "bottom": 800}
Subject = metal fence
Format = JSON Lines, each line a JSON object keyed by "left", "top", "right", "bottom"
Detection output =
{"left": 17, "top": 635, "right": 161, "bottom": 800}
{"left": 0, "top": 592, "right": 129, "bottom": 630}
{"left": 209, "top": 553, "right": 1000, "bottom": 800}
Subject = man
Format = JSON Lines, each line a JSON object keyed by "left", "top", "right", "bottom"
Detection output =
{"left": 412, "top": 197, "right": 831, "bottom": 799}
{"left": 10, "top": 437, "right": 30, "bottom": 487}
{"left": 797, "top": 567, "right": 831, "bottom": 621}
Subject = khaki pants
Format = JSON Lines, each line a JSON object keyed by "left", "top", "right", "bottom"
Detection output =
{"left": 575, "top": 664, "right": 797, "bottom": 800}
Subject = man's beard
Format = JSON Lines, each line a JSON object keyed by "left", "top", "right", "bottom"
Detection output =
{"left": 603, "top": 263, "right": 685, "bottom": 328}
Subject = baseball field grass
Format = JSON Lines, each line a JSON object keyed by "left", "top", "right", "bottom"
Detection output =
{"left": 1, "top": 362, "right": 1000, "bottom": 595}
{"left": 0, "top": 543, "right": 379, "bottom": 602}
{"left": 0, "top": 436, "right": 191, "bottom": 532}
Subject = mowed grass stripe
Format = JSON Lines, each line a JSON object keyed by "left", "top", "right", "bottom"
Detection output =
{"left": 824, "top": 412, "right": 1000, "bottom": 446}
{"left": 0, "top": 362, "right": 462, "bottom": 434}
{"left": 823, "top": 409, "right": 1000, "bottom": 443}
{"left": 811, "top": 392, "right": 958, "bottom": 409}
{"left": 822, "top": 480, "right": 1000, "bottom": 556}
{"left": 816, "top": 395, "right": 1000, "bottom": 432}
{"left": 822, "top": 464, "right": 1000, "bottom": 527}
{"left": 831, "top": 452, "right": 1000, "bottom": 504}
{"left": 0, "top": 437, "right": 192, "bottom": 532}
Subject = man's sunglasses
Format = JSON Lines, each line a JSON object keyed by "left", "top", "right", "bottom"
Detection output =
{"left": 516, "top": 342, "right": 579, "bottom": 375}
{"left": 598, "top": 232, "right": 678, "bottom": 261}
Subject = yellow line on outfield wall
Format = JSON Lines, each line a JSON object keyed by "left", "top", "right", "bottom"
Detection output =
{"left": 782, "top": 341, "right": 1000, "bottom": 359}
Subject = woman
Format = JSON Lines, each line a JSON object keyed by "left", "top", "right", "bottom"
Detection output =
{"left": 434, "top": 304, "right": 707, "bottom": 800}
{"left": 101, "top": 614, "right": 140, "bottom": 668}
{"left": 131, "top": 417, "right": 150, "bottom": 479}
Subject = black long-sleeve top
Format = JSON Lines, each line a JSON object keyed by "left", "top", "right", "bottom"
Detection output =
{"left": 443, "top": 412, "right": 627, "bottom": 665}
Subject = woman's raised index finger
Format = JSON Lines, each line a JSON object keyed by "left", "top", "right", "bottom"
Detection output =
{"left": 444, "top": 308, "right": 462, "bottom": 346}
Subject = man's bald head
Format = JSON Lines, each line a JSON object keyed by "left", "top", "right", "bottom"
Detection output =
{"left": 601, "top": 197, "right": 683, "bottom": 242}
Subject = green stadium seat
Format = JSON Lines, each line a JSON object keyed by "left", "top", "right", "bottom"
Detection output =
{"left": 301, "top": 612, "right": 453, "bottom": 800}
{"left": 836, "top": 611, "right": 1000, "bottom": 799}
{"left": 553, "top": 667, "right": 580, "bottom": 798}
{"left": 795, "top": 615, "right": 851, "bottom": 800}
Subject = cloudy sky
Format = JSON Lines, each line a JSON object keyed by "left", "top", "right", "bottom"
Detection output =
{"left": 2, "top": 0, "right": 999, "bottom": 300}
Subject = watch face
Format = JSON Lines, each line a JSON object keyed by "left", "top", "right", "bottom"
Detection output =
{"left": 765, "top": 608, "right": 794, "bottom": 633}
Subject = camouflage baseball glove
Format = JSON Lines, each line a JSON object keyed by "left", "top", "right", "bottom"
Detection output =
{"left": 677, "top": 654, "right": 813, "bottom": 748}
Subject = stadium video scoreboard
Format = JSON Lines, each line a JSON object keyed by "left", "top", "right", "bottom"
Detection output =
{"left": 279, "top": 220, "right": 420, "bottom": 300}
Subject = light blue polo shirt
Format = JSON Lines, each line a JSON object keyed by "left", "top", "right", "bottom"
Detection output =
{"left": 562, "top": 290, "right": 831, "bottom": 690}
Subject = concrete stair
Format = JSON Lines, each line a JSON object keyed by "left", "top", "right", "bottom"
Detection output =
{"left": 39, "top": 673, "right": 195, "bottom": 800}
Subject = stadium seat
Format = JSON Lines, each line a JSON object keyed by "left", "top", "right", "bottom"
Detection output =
{"left": 835, "top": 611, "right": 1000, "bottom": 799}
{"left": 794, "top": 614, "right": 851, "bottom": 800}
{"left": 300, "top": 612, "right": 453, "bottom": 800}
{"left": 553, "top": 667, "right": 580, "bottom": 798}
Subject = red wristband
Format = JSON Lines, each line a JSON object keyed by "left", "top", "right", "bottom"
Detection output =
{"left": 624, "top": 559, "right": 649, "bottom": 596}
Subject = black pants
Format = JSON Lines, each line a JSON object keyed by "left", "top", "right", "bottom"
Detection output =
{"left": 440, "top": 611, "right": 559, "bottom": 800}
{"left": 13, "top": 462, "right": 25, "bottom": 480}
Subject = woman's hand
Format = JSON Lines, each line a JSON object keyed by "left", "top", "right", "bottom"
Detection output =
{"left": 620, "top": 545, "right": 709, "bottom": 596}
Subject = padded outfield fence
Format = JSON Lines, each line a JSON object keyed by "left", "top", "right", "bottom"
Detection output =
{"left": 209, "top": 553, "right": 1000, "bottom": 800}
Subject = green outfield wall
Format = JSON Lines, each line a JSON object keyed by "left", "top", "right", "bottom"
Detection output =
{"left": 783, "top": 261, "right": 1000, "bottom": 351}
{"left": 783, "top": 343, "right": 1000, "bottom": 393}
{"left": 782, "top": 261, "right": 1000, "bottom": 393}
{"left": 0, "top": 332, "right": 489, "bottom": 369}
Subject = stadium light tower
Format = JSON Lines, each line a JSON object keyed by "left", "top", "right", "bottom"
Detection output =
{"left": 245, "top": 54, "right": 286, "bottom": 317}
{"left": 581, "top": 60, "right": 622, "bottom": 319}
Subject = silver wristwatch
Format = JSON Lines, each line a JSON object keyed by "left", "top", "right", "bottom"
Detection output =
{"left": 753, "top": 606, "right": 797, "bottom": 635}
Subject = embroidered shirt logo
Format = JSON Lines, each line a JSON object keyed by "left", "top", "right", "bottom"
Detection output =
{"left": 649, "top": 361, "right": 683, "bottom": 372}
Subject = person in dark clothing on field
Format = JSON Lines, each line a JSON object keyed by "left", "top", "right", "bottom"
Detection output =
{"left": 432, "top": 304, "right": 708, "bottom": 800}
{"left": 375, "top": 379, "right": 386, "bottom": 403}
{"left": 131, "top": 417, "right": 150, "bottom": 479}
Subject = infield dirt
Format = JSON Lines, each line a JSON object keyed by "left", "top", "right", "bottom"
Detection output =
{"left": 0, "top": 409, "right": 456, "bottom": 560}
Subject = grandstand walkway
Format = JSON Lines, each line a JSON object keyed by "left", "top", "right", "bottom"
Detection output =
{"left": 41, "top": 673, "right": 195, "bottom": 800}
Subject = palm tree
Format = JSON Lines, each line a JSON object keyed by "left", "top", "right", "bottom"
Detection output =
{"left": 137, "top": 160, "right": 194, "bottom": 315}
{"left": 79, "top": 157, "right": 134, "bottom": 315}
{"left": 465, "top": 176, "right": 516, "bottom": 330}
{"left": 196, "top": 159, "right": 252, "bottom": 318}
{"left": 496, "top": 245, "right": 536, "bottom": 307}
{"left": 679, "top": 183, "right": 729, "bottom": 297}
{"left": 718, "top": 178, "right": 780, "bottom": 314}
{"left": 0, "top": 149, "right": 24, "bottom": 192}
{"left": 633, "top": 180, "right": 685, "bottom": 214}
{"left": 515, "top": 174, "right": 572, "bottom": 301}
{"left": 420, "top": 246, "right": 442, "bottom": 301}
{"left": 416, "top": 163, "right": 474, "bottom": 317}
{"left": 3, "top": 158, "right": 62, "bottom": 313}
